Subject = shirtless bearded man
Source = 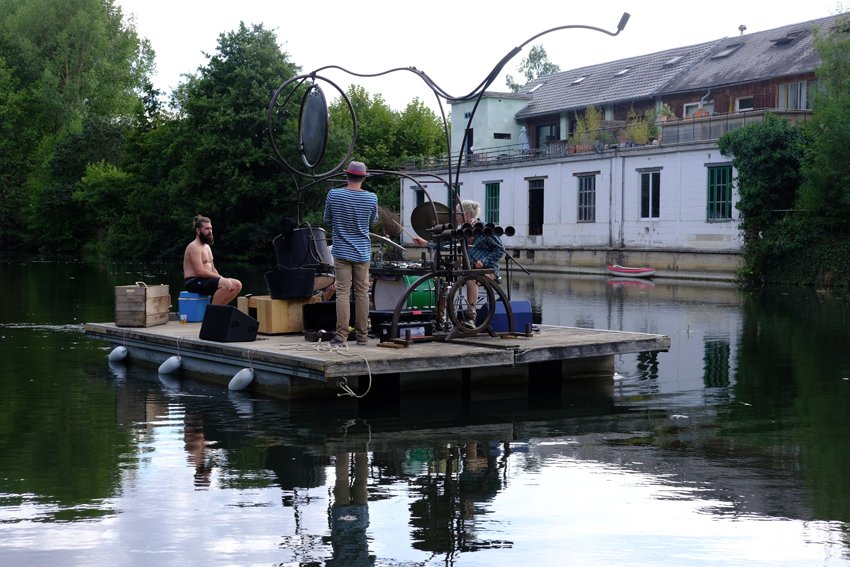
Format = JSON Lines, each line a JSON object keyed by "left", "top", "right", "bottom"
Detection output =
{"left": 182, "top": 215, "right": 242, "bottom": 305}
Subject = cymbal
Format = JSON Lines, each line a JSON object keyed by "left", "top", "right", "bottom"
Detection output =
{"left": 369, "top": 232, "right": 406, "bottom": 252}
{"left": 410, "top": 202, "right": 452, "bottom": 241}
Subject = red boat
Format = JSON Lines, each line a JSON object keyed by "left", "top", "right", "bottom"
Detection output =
{"left": 606, "top": 264, "right": 656, "bottom": 278}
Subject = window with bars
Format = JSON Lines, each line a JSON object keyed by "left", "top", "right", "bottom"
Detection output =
{"left": 577, "top": 175, "right": 596, "bottom": 222}
{"left": 640, "top": 170, "right": 660, "bottom": 219}
{"left": 528, "top": 178, "right": 544, "bottom": 235}
{"left": 485, "top": 182, "right": 500, "bottom": 223}
{"left": 707, "top": 165, "right": 733, "bottom": 221}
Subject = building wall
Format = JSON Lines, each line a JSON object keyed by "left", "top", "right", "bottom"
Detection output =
{"left": 449, "top": 95, "right": 530, "bottom": 155}
{"left": 400, "top": 142, "right": 742, "bottom": 255}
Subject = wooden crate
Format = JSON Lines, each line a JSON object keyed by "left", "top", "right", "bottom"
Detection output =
{"left": 115, "top": 283, "right": 170, "bottom": 327}
{"left": 237, "top": 294, "right": 318, "bottom": 334}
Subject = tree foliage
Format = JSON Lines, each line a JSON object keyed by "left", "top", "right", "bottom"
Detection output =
{"left": 798, "top": 21, "right": 850, "bottom": 234}
{"left": 158, "top": 22, "right": 301, "bottom": 262}
{"left": 0, "top": 0, "right": 151, "bottom": 251}
{"left": 717, "top": 17, "right": 850, "bottom": 287}
{"left": 717, "top": 113, "right": 805, "bottom": 239}
{"left": 0, "top": 1, "right": 446, "bottom": 263}
{"left": 506, "top": 45, "right": 560, "bottom": 92}
{"left": 717, "top": 114, "right": 807, "bottom": 284}
{"left": 326, "top": 87, "right": 446, "bottom": 218}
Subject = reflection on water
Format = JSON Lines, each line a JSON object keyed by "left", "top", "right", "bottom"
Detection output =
{"left": 2, "top": 261, "right": 850, "bottom": 565}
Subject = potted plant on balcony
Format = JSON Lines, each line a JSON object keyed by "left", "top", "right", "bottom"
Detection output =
{"left": 572, "top": 105, "right": 602, "bottom": 153}
{"left": 626, "top": 109, "right": 650, "bottom": 145}
{"left": 657, "top": 103, "right": 675, "bottom": 122}
{"left": 692, "top": 106, "right": 710, "bottom": 118}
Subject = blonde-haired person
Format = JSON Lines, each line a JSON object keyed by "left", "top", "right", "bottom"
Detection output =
{"left": 458, "top": 200, "right": 504, "bottom": 324}
{"left": 412, "top": 200, "right": 504, "bottom": 326}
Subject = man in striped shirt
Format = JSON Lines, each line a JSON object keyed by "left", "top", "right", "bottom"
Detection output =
{"left": 323, "top": 161, "right": 379, "bottom": 346}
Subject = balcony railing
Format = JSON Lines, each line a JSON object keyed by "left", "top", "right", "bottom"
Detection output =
{"left": 403, "top": 109, "right": 812, "bottom": 171}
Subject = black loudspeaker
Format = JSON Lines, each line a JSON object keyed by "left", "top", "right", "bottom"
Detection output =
{"left": 199, "top": 305, "right": 259, "bottom": 342}
{"left": 302, "top": 301, "right": 355, "bottom": 340}
{"left": 302, "top": 301, "right": 345, "bottom": 331}
{"left": 265, "top": 266, "right": 315, "bottom": 299}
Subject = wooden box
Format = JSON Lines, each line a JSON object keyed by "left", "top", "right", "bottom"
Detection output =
{"left": 115, "top": 283, "right": 171, "bottom": 327}
{"left": 237, "top": 294, "right": 318, "bottom": 334}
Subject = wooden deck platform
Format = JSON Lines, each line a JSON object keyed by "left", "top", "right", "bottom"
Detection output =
{"left": 85, "top": 320, "right": 670, "bottom": 399}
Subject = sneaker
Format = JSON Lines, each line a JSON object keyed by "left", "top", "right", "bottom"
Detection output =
{"left": 328, "top": 337, "right": 347, "bottom": 348}
{"left": 356, "top": 338, "right": 369, "bottom": 346}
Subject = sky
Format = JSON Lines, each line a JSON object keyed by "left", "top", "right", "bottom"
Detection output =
{"left": 117, "top": 0, "right": 847, "bottom": 113}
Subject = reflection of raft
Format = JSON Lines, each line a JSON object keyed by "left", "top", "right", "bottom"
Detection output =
{"left": 606, "top": 264, "right": 656, "bottom": 278}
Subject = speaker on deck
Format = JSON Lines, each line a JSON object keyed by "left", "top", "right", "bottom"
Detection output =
{"left": 476, "top": 300, "right": 533, "bottom": 333}
{"left": 302, "top": 301, "right": 355, "bottom": 340}
{"left": 199, "top": 304, "right": 259, "bottom": 342}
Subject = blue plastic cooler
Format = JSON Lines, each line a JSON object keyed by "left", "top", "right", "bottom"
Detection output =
{"left": 178, "top": 291, "right": 211, "bottom": 322}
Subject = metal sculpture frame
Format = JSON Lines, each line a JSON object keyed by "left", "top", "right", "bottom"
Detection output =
{"left": 266, "top": 14, "right": 629, "bottom": 343}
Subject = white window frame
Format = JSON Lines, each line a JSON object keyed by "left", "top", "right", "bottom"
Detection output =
{"left": 778, "top": 80, "right": 814, "bottom": 110}
{"left": 735, "top": 96, "right": 754, "bottom": 112}
{"left": 684, "top": 102, "right": 715, "bottom": 117}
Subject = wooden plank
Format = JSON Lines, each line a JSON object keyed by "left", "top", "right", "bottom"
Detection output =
{"left": 115, "top": 310, "right": 170, "bottom": 327}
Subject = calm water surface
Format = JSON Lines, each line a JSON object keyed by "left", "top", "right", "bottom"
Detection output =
{"left": 2, "top": 259, "right": 850, "bottom": 566}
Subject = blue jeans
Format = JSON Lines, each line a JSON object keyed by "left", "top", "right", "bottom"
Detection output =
{"left": 333, "top": 258, "right": 370, "bottom": 342}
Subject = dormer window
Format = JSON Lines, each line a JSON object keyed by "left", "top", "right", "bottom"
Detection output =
{"left": 663, "top": 55, "right": 684, "bottom": 67}
{"left": 771, "top": 31, "right": 803, "bottom": 45}
{"left": 571, "top": 75, "right": 587, "bottom": 85}
{"left": 614, "top": 67, "right": 631, "bottom": 77}
{"left": 711, "top": 43, "right": 742, "bottom": 59}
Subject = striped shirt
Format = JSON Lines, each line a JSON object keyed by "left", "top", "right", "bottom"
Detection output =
{"left": 323, "top": 187, "right": 378, "bottom": 263}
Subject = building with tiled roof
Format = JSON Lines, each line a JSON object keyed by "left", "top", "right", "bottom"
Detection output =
{"left": 404, "top": 14, "right": 845, "bottom": 278}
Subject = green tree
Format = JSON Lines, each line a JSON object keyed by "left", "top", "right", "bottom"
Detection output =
{"left": 162, "top": 22, "right": 300, "bottom": 262}
{"left": 396, "top": 98, "right": 447, "bottom": 163}
{"left": 30, "top": 115, "right": 129, "bottom": 254}
{"left": 0, "top": 55, "right": 33, "bottom": 247}
{"left": 798, "top": 19, "right": 850, "bottom": 234}
{"left": 0, "top": 0, "right": 152, "bottom": 252}
{"left": 717, "top": 114, "right": 805, "bottom": 240}
{"left": 326, "top": 86, "right": 398, "bottom": 216}
{"left": 717, "top": 114, "right": 806, "bottom": 283}
{"left": 505, "top": 44, "right": 560, "bottom": 92}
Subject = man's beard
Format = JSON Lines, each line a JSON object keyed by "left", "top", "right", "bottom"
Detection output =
{"left": 200, "top": 232, "right": 214, "bottom": 245}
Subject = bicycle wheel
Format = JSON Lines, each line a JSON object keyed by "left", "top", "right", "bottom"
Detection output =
{"left": 446, "top": 274, "right": 496, "bottom": 334}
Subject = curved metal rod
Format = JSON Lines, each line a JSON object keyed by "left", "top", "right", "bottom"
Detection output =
{"left": 446, "top": 274, "right": 497, "bottom": 336}
{"left": 387, "top": 272, "right": 440, "bottom": 342}
{"left": 308, "top": 14, "right": 629, "bottom": 105}
{"left": 267, "top": 73, "right": 357, "bottom": 179}
{"left": 307, "top": 14, "right": 628, "bottom": 190}
{"left": 449, "top": 13, "right": 629, "bottom": 187}
{"left": 269, "top": 14, "right": 629, "bottom": 239}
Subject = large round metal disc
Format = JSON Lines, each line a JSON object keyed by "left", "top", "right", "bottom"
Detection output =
{"left": 410, "top": 202, "right": 451, "bottom": 241}
{"left": 300, "top": 87, "right": 328, "bottom": 167}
